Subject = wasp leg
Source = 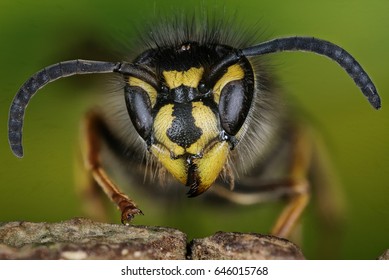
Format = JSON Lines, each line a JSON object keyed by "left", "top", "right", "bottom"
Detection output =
{"left": 212, "top": 178, "right": 309, "bottom": 238}
{"left": 212, "top": 126, "right": 312, "bottom": 238}
{"left": 270, "top": 181, "right": 310, "bottom": 238}
{"left": 82, "top": 111, "right": 143, "bottom": 225}
{"left": 270, "top": 126, "right": 312, "bottom": 238}
{"left": 74, "top": 155, "right": 111, "bottom": 222}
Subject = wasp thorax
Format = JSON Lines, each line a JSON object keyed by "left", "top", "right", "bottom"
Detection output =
{"left": 124, "top": 42, "right": 255, "bottom": 196}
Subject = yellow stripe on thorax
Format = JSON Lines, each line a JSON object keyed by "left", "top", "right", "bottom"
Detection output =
{"left": 213, "top": 64, "right": 245, "bottom": 104}
{"left": 163, "top": 67, "right": 204, "bottom": 89}
{"left": 128, "top": 77, "right": 157, "bottom": 107}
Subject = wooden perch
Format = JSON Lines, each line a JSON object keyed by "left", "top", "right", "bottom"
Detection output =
{"left": 0, "top": 217, "right": 307, "bottom": 260}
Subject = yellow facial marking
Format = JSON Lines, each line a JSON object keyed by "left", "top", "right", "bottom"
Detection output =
{"left": 151, "top": 139, "right": 229, "bottom": 194}
{"left": 186, "top": 102, "right": 219, "bottom": 155}
{"left": 150, "top": 144, "right": 187, "bottom": 185}
{"left": 153, "top": 104, "right": 185, "bottom": 156}
{"left": 163, "top": 67, "right": 204, "bottom": 89}
{"left": 193, "top": 141, "right": 229, "bottom": 194}
{"left": 213, "top": 64, "right": 245, "bottom": 104}
{"left": 128, "top": 76, "right": 157, "bottom": 107}
{"left": 151, "top": 100, "right": 229, "bottom": 195}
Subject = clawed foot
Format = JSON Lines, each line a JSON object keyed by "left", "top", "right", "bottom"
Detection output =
{"left": 121, "top": 206, "right": 143, "bottom": 225}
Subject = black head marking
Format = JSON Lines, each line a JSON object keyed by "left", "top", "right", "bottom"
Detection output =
{"left": 167, "top": 103, "right": 202, "bottom": 148}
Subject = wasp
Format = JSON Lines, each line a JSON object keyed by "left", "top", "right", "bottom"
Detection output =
{"left": 8, "top": 18, "right": 380, "bottom": 238}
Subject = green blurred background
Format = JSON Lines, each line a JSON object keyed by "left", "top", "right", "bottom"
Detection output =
{"left": 0, "top": 0, "right": 388, "bottom": 259}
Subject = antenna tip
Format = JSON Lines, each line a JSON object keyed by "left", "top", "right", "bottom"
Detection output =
{"left": 11, "top": 145, "right": 24, "bottom": 158}
{"left": 368, "top": 92, "right": 381, "bottom": 110}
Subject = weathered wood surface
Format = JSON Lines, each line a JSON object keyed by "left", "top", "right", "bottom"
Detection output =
{"left": 0, "top": 218, "right": 308, "bottom": 260}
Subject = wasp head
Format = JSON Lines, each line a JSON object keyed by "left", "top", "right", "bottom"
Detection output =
{"left": 124, "top": 42, "right": 255, "bottom": 196}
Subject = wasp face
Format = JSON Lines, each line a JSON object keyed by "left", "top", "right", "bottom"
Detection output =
{"left": 124, "top": 42, "right": 255, "bottom": 196}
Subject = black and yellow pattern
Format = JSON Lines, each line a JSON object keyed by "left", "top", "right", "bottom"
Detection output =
{"left": 124, "top": 40, "right": 255, "bottom": 196}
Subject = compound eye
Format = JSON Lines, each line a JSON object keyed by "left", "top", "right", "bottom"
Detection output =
{"left": 124, "top": 84, "right": 153, "bottom": 141}
{"left": 218, "top": 79, "right": 253, "bottom": 136}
